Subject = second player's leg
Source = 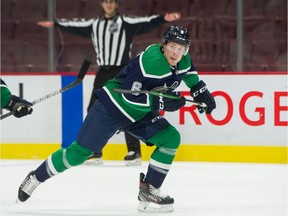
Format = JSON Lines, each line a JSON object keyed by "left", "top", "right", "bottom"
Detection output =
{"left": 124, "top": 132, "right": 141, "bottom": 166}
{"left": 17, "top": 101, "right": 122, "bottom": 202}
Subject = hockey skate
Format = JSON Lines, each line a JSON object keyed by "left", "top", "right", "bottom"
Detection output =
{"left": 137, "top": 173, "right": 174, "bottom": 213}
{"left": 124, "top": 151, "right": 141, "bottom": 166}
{"left": 84, "top": 152, "right": 103, "bottom": 165}
{"left": 16, "top": 170, "right": 41, "bottom": 203}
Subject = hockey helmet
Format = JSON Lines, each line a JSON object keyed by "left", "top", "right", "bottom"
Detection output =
{"left": 101, "top": 0, "right": 119, "bottom": 3}
{"left": 162, "top": 25, "right": 190, "bottom": 47}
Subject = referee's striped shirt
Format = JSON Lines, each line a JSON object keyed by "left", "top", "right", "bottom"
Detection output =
{"left": 55, "top": 14, "right": 165, "bottom": 67}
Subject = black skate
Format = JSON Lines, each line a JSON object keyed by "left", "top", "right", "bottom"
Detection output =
{"left": 137, "top": 173, "right": 174, "bottom": 213}
{"left": 16, "top": 170, "right": 41, "bottom": 203}
{"left": 124, "top": 151, "right": 141, "bottom": 166}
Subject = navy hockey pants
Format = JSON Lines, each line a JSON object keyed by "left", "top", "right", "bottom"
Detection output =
{"left": 77, "top": 100, "right": 171, "bottom": 152}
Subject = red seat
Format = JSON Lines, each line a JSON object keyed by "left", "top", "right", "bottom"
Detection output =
{"left": 56, "top": 0, "right": 87, "bottom": 19}
{"left": 1, "top": 0, "right": 17, "bottom": 20}
{"left": 1, "top": 20, "right": 19, "bottom": 40}
{"left": 57, "top": 41, "right": 95, "bottom": 69}
{"left": 1, "top": 41, "right": 50, "bottom": 72}
{"left": 78, "top": 0, "right": 105, "bottom": 18}
{"left": 264, "top": 0, "right": 287, "bottom": 17}
{"left": 245, "top": 16, "right": 287, "bottom": 40}
{"left": 54, "top": 0, "right": 106, "bottom": 19}
{"left": 23, "top": 41, "right": 49, "bottom": 66}
{"left": 189, "top": 0, "right": 233, "bottom": 17}
{"left": 131, "top": 41, "right": 156, "bottom": 58}
{"left": 248, "top": 40, "right": 287, "bottom": 69}
{"left": 152, "top": 0, "right": 191, "bottom": 17}
{"left": 1, "top": 41, "right": 28, "bottom": 66}
{"left": 14, "top": 21, "right": 48, "bottom": 42}
{"left": 10, "top": 0, "right": 47, "bottom": 20}
{"left": 119, "top": 0, "right": 154, "bottom": 16}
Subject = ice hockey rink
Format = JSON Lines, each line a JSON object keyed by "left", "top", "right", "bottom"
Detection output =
{"left": 0, "top": 160, "right": 287, "bottom": 216}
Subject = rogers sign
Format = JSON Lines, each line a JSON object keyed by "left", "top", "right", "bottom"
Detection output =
{"left": 159, "top": 74, "right": 288, "bottom": 131}
{"left": 176, "top": 90, "right": 288, "bottom": 126}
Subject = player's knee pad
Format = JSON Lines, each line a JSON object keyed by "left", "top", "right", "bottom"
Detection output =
{"left": 51, "top": 141, "right": 93, "bottom": 173}
{"left": 147, "top": 126, "right": 180, "bottom": 165}
{"left": 65, "top": 141, "right": 93, "bottom": 166}
{"left": 147, "top": 126, "right": 181, "bottom": 150}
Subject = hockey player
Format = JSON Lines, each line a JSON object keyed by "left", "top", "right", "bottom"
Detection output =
{"left": 1, "top": 79, "right": 33, "bottom": 118}
{"left": 17, "top": 25, "right": 216, "bottom": 213}
{"left": 38, "top": 0, "right": 182, "bottom": 166}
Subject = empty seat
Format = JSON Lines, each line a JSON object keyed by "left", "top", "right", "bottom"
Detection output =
{"left": 1, "top": 19, "right": 19, "bottom": 40}
{"left": 195, "top": 63, "right": 235, "bottom": 72}
{"left": 80, "top": 0, "right": 103, "bottom": 19}
{"left": 10, "top": 0, "right": 47, "bottom": 20}
{"left": 189, "top": 0, "right": 233, "bottom": 17}
{"left": 13, "top": 20, "right": 48, "bottom": 42}
{"left": 131, "top": 41, "right": 157, "bottom": 58}
{"left": 1, "top": 0, "right": 17, "bottom": 20}
{"left": 56, "top": 0, "right": 87, "bottom": 19}
{"left": 264, "top": 0, "right": 287, "bottom": 17}
{"left": 55, "top": 0, "right": 110, "bottom": 19}
{"left": 119, "top": 0, "right": 154, "bottom": 16}
{"left": 243, "top": 17, "right": 287, "bottom": 41}
{"left": 132, "top": 28, "right": 161, "bottom": 44}
{"left": 56, "top": 41, "right": 95, "bottom": 69}
{"left": 23, "top": 41, "right": 49, "bottom": 66}
{"left": 1, "top": 41, "right": 28, "bottom": 66}
{"left": 249, "top": 40, "right": 287, "bottom": 66}
{"left": 152, "top": 0, "right": 191, "bottom": 17}
{"left": 1, "top": 41, "right": 50, "bottom": 72}
{"left": 242, "top": 0, "right": 267, "bottom": 16}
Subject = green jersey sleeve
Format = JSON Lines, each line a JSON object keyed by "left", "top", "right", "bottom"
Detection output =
{"left": 1, "top": 83, "right": 12, "bottom": 109}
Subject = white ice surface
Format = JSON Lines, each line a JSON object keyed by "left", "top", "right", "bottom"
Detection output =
{"left": 1, "top": 160, "right": 287, "bottom": 216}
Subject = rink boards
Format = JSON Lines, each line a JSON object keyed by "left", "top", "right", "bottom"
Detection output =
{"left": 1, "top": 72, "right": 287, "bottom": 163}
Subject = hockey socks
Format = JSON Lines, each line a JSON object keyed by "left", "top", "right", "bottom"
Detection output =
{"left": 35, "top": 141, "right": 93, "bottom": 182}
{"left": 144, "top": 126, "right": 181, "bottom": 188}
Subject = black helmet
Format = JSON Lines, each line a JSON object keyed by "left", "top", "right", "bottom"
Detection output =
{"left": 162, "top": 25, "right": 190, "bottom": 47}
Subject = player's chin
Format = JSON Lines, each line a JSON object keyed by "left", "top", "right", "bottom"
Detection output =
{"left": 168, "top": 58, "right": 179, "bottom": 66}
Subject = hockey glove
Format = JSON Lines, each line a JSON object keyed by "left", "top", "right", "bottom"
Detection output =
{"left": 4, "top": 95, "right": 33, "bottom": 118}
{"left": 152, "top": 94, "right": 186, "bottom": 112}
{"left": 190, "top": 80, "right": 216, "bottom": 114}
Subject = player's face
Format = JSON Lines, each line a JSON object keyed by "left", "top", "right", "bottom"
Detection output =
{"left": 101, "top": 0, "right": 118, "bottom": 18}
{"left": 163, "top": 42, "right": 186, "bottom": 66}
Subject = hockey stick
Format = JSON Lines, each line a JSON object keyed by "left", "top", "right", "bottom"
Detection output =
{"left": 0, "top": 55, "right": 92, "bottom": 120}
{"left": 112, "top": 88, "right": 207, "bottom": 108}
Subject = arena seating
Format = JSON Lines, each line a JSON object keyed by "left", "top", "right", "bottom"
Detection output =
{"left": 1, "top": 0, "right": 287, "bottom": 72}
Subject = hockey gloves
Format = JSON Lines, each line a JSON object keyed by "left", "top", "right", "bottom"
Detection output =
{"left": 5, "top": 95, "right": 33, "bottom": 118}
{"left": 152, "top": 93, "right": 186, "bottom": 112}
{"left": 190, "top": 80, "right": 216, "bottom": 114}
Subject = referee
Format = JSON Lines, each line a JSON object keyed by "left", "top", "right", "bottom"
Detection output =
{"left": 38, "top": 0, "right": 181, "bottom": 165}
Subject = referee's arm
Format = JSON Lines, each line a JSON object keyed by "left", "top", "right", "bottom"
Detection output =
{"left": 54, "top": 18, "right": 95, "bottom": 38}
{"left": 122, "top": 15, "right": 166, "bottom": 36}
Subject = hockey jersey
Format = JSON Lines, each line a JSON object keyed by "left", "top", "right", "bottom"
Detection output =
{"left": 95, "top": 44, "right": 200, "bottom": 124}
{"left": 0, "top": 79, "right": 12, "bottom": 109}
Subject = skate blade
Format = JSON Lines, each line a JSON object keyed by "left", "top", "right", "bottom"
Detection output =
{"left": 137, "top": 201, "right": 174, "bottom": 213}
{"left": 125, "top": 159, "right": 142, "bottom": 166}
{"left": 83, "top": 159, "right": 103, "bottom": 166}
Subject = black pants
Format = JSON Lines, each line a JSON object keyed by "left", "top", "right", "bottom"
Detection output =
{"left": 87, "top": 66, "right": 141, "bottom": 157}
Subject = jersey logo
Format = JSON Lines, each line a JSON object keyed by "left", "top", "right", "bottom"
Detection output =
{"left": 109, "top": 23, "right": 119, "bottom": 33}
{"left": 131, "top": 81, "right": 142, "bottom": 96}
{"left": 169, "top": 81, "right": 179, "bottom": 91}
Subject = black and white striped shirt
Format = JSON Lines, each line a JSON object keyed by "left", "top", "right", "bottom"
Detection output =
{"left": 55, "top": 14, "right": 165, "bottom": 66}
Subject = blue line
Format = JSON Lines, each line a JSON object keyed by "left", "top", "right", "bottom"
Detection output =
{"left": 61, "top": 76, "right": 83, "bottom": 148}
